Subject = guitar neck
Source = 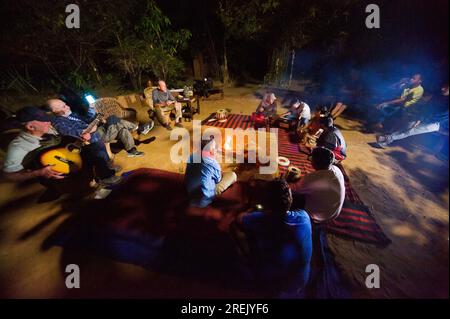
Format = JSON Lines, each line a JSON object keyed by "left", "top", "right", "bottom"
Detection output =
{"left": 82, "top": 115, "right": 102, "bottom": 135}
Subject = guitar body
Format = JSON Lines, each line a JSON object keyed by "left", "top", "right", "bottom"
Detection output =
{"left": 39, "top": 114, "right": 104, "bottom": 175}
{"left": 40, "top": 142, "right": 83, "bottom": 174}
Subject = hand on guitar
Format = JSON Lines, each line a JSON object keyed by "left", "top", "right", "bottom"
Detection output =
{"left": 38, "top": 166, "right": 65, "bottom": 179}
{"left": 81, "top": 132, "right": 91, "bottom": 141}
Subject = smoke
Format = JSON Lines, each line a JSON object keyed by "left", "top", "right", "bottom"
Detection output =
{"left": 290, "top": 49, "right": 448, "bottom": 114}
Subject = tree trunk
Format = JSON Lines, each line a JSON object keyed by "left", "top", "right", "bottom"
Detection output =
{"left": 88, "top": 56, "right": 102, "bottom": 85}
{"left": 222, "top": 40, "right": 230, "bottom": 87}
{"left": 205, "top": 20, "right": 220, "bottom": 79}
{"left": 137, "top": 70, "right": 142, "bottom": 90}
{"left": 42, "top": 59, "right": 69, "bottom": 88}
{"left": 288, "top": 49, "right": 295, "bottom": 88}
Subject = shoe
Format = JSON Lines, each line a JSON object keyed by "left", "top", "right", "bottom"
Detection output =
{"left": 98, "top": 175, "right": 122, "bottom": 187}
{"left": 376, "top": 135, "right": 392, "bottom": 148}
{"left": 127, "top": 147, "right": 145, "bottom": 157}
{"left": 94, "top": 188, "right": 113, "bottom": 199}
{"left": 110, "top": 165, "right": 122, "bottom": 173}
{"left": 138, "top": 121, "right": 154, "bottom": 135}
{"left": 376, "top": 142, "right": 387, "bottom": 148}
{"left": 107, "top": 162, "right": 122, "bottom": 173}
{"left": 164, "top": 124, "right": 173, "bottom": 131}
{"left": 140, "top": 136, "right": 156, "bottom": 144}
{"left": 175, "top": 122, "right": 183, "bottom": 128}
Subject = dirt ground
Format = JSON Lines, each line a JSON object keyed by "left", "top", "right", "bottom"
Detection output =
{"left": 0, "top": 85, "right": 448, "bottom": 298}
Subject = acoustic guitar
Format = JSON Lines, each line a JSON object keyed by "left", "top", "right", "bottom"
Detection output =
{"left": 39, "top": 114, "right": 103, "bottom": 174}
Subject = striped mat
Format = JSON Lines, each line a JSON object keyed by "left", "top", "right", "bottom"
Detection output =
{"left": 202, "top": 113, "right": 391, "bottom": 246}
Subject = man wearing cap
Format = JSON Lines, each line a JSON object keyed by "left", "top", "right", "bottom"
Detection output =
{"left": 2, "top": 106, "right": 64, "bottom": 182}
{"left": 256, "top": 92, "right": 278, "bottom": 119}
{"left": 251, "top": 92, "right": 278, "bottom": 127}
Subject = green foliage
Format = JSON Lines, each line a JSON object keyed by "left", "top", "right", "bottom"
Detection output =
{"left": 218, "top": 0, "right": 279, "bottom": 41}
{"left": 107, "top": 0, "right": 191, "bottom": 90}
{"left": 68, "top": 71, "right": 94, "bottom": 91}
{"left": 1, "top": 0, "right": 190, "bottom": 92}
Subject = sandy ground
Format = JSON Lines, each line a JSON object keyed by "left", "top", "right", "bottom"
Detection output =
{"left": 0, "top": 85, "right": 448, "bottom": 298}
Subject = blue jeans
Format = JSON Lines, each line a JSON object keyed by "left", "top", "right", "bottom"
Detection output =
{"left": 82, "top": 142, "right": 115, "bottom": 179}
{"left": 379, "top": 105, "right": 402, "bottom": 123}
{"left": 299, "top": 117, "right": 310, "bottom": 127}
{"left": 387, "top": 122, "right": 440, "bottom": 144}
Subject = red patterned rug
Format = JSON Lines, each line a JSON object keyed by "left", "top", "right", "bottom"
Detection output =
{"left": 202, "top": 113, "right": 391, "bottom": 246}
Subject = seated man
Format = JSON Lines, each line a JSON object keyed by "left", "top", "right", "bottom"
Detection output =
{"left": 184, "top": 137, "right": 237, "bottom": 208}
{"left": 47, "top": 99, "right": 145, "bottom": 157}
{"left": 252, "top": 92, "right": 278, "bottom": 126}
{"left": 144, "top": 80, "right": 168, "bottom": 129}
{"left": 45, "top": 102, "right": 121, "bottom": 186}
{"left": 315, "top": 116, "right": 347, "bottom": 162}
{"left": 298, "top": 105, "right": 328, "bottom": 138}
{"left": 281, "top": 99, "right": 311, "bottom": 128}
{"left": 377, "top": 84, "right": 449, "bottom": 148}
{"left": 291, "top": 147, "right": 346, "bottom": 223}
{"left": 375, "top": 73, "right": 424, "bottom": 129}
{"left": 233, "top": 179, "right": 312, "bottom": 296}
{"left": 152, "top": 80, "right": 183, "bottom": 130}
{"left": 377, "top": 111, "right": 448, "bottom": 148}
{"left": 2, "top": 106, "right": 65, "bottom": 182}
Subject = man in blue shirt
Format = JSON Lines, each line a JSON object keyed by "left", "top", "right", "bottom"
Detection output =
{"left": 152, "top": 80, "right": 183, "bottom": 130}
{"left": 233, "top": 179, "right": 312, "bottom": 297}
{"left": 48, "top": 98, "right": 145, "bottom": 157}
{"left": 46, "top": 100, "right": 121, "bottom": 186}
{"left": 184, "top": 137, "right": 237, "bottom": 207}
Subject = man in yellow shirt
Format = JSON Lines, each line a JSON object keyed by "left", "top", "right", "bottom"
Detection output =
{"left": 375, "top": 74, "right": 424, "bottom": 128}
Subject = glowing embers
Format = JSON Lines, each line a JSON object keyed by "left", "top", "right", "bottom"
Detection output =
{"left": 170, "top": 120, "right": 279, "bottom": 174}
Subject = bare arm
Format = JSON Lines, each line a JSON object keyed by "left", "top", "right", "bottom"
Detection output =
{"left": 381, "top": 97, "right": 405, "bottom": 106}
{"left": 377, "top": 96, "right": 408, "bottom": 109}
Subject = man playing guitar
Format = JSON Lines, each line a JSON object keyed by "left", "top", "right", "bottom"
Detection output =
{"left": 48, "top": 99, "right": 145, "bottom": 157}
{"left": 2, "top": 106, "right": 65, "bottom": 182}
{"left": 47, "top": 100, "right": 122, "bottom": 186}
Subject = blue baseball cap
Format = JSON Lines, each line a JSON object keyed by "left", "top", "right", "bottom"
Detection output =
{"left": 15, "top": 106, "right": 51, "bottom": 123}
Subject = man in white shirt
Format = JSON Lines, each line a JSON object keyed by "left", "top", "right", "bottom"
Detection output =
{"left": 2, "top": 106, "right": 64, "bottom": 182}
{"left": 282, "top": 100, "right": 311, "bottom": 123}
{"left": 291, "top": 147, "right": 345, "bottom": 223}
